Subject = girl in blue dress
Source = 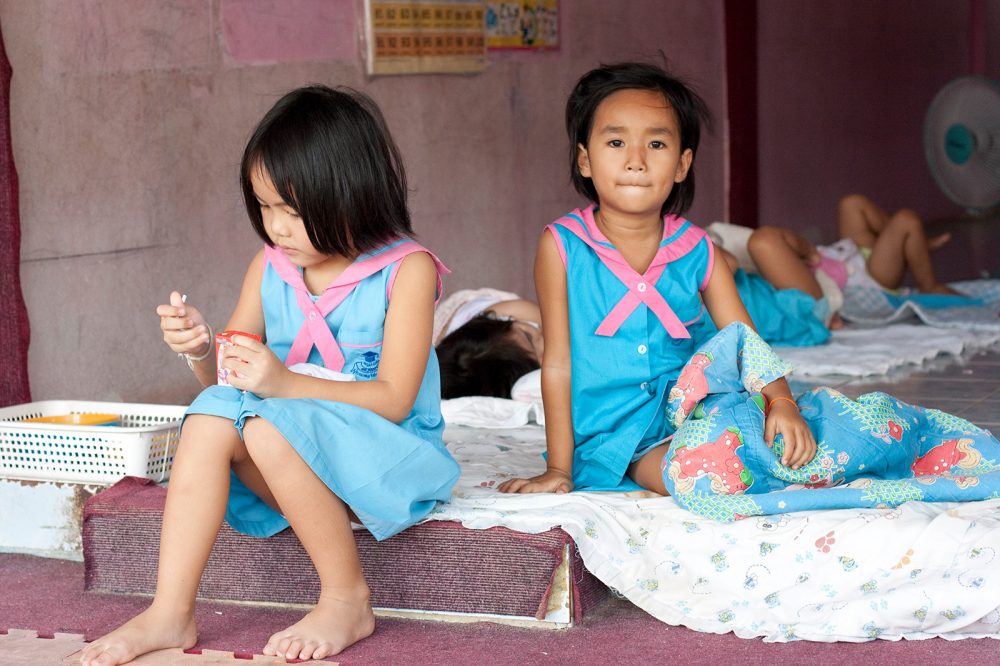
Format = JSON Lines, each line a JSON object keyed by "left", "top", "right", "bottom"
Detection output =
{"left": 81, "top": 86, "right": 460, "bottom": 665}
{"left": 499, "top": 61, "right": 816, "bottom": 496}
{"left": 499, "top": 62, "right": 1000, "bottom": 522}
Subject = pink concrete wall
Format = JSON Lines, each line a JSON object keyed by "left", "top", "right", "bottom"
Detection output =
{"left": 0, "top": 1, "right": 726, "bottom": 404}
{"left": 757, "top": 0, "right": 1000, "bottom": 282}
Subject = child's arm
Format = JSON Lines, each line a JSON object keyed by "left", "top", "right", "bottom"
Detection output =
{"left": 486, "top": 298, "right": 542, "bottom": 326}
{"left": 702, "top": 256, "right": 817, "bottom": 470}
{"left": 157, "top": 291, "right": 215, "bottom": 387}
{"left": 498, "top": 232, "right": 574, "bottom": 494}
{"left": 156, "top": 251, "right": 271, "bottom": 389}
{"left": 223, "top": 250, "right": 439, "bottom": 424}
{"left": 156, "top": 250, "right": 268, "bottom": 388}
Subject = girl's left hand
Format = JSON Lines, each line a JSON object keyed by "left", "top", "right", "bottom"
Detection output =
{"left": 765, "top": 401, "right": 816, "bottom": 470}
{"left": 221, "top": 335, "right": 289, "bottom": 398}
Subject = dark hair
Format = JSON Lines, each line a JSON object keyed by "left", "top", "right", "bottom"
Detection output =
{"left": 240, "top": 85, "right": 412, "bottom": 256}
{"left": 436, "top": 315, "right": 540, "bottom": 399}
{"left": 566, "top": 62, "right": 712, "bottom": 216}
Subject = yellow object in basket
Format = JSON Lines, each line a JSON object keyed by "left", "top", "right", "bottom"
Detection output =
{"left": 23, "top": 413, "right": 120, "bottom": 426}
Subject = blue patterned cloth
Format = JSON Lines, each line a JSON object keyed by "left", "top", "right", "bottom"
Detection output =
{"left": 662, "top": 323, "right": 1000, "bottom": 521}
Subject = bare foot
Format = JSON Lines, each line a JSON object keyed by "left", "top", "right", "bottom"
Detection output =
{"left": 920, "top": 282, "right": 963, "bottom": 296}
{"left": 263, "top": 592, "right": 375, "bottom": 660}
{"left": 78, "top": 605, "right": 197, "bottom": 666}
{"left": 929, "top": 232, "right": 951, "bottom": 251}
{"left": 828, "top": 312, "right": 845, "bottom": 330}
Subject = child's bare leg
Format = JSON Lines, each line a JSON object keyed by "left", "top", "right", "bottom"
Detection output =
{"left": 242, "top": 417, "right": 375, "bottom": 661}
{"left": 837, "top": 193, "right": 887, "bottom": 249}
{"left": 716, "top": 245, "right": 740, "bottom": 273}
{"left": 747, "top": 226, "right": 824, "bottom": 299}
{"left": 866, "top": 209, "right": 958, "bottom": 294}
{"left": 928, "top": 230, "right": 952, "bottom": 250}
{"left": 80, "top": 415, "right": 257, "bottom": 666}
{"left": 627, "top": 443, "right": 670, "bottom": 495}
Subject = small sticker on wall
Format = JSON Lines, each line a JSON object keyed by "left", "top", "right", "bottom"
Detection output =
{"left": 486, "top": 1, "right": 559, "bottom": 50}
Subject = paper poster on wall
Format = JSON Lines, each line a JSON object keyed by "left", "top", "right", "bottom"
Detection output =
{"left": 363, "top": 0, "right": 488, "bottom": 75}
{"left": 485, "top": 1, "right": 559, "bottom": 50}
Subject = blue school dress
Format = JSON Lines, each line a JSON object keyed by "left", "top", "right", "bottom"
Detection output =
{"left": 186, "top": 239, "right": 461, "bottom": 541}
{"left": 547, "top": 204, "right": 721, "bottom": 491}
{"left": 660, "top": 323, "right": 1000, "bottom": 521}
{"left": 715, "top": 268, "right": 830, "bottom": 347}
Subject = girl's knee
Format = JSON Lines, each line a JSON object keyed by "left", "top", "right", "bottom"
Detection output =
{"left": 888, "top": 209, "right": 921, "bottom": 232}
{"left": 717, "top": 246, "right": 739, "bottom": 273}
{"left": 180, "top": 414, "right": 243, "bottom": 455}
{"left": 242, "top": 417, "right": 295, "bottom": 463}
{"left": 747, "top": 226, "right": 782, "bottom": 254}
{"left": 838, "top": 193, "right": 869, "bottom": 213}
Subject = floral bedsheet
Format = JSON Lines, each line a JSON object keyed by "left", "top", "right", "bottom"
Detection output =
{"left": 429, "top": 425, "right": 1000, "bottom": 642}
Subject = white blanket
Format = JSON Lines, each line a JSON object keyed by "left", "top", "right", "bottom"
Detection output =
{"left": 441, "top": 370, "right": 544, "bottom": 428}
{"left": 775, "top": 323, "right": 1000, "bottom": 377}
{"left": 429, "top": 425, "right": 1000, "bottom": 642}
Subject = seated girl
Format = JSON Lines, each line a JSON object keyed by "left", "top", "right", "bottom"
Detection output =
{"left": 496, "top": 61, "right": 1000, "bottom": 524}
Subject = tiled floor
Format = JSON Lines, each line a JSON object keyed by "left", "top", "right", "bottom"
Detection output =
{"left": 788, "top": 345, "right": 1000, "bottom": 435}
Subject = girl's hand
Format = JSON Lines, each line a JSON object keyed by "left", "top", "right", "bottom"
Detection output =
{"left": 156, "top": 291, "right": 211, "bottom": 358}
{"left": 498, "top": 468, "right": 574, "bottom": 494}
{"left": 765, "top": 400, "right": 816, "bottom": 469}
{"left": 221, "top": 335, "right": 289, "bottom": 398}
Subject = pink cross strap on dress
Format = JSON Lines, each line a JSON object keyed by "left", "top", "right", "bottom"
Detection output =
{"left": 550, "top": 213, "right": 709, "bottom": 339}
{"left": 264, "top": 241, "right": 447, "bottom": 371}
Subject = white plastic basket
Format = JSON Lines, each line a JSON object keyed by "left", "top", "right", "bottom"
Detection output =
{"left": 0, "top": 400, "right": 186, "bottom": 485}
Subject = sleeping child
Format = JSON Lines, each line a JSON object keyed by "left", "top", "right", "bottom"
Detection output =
{"left": 434, "top": 289, "right": 543, "bottom": 399}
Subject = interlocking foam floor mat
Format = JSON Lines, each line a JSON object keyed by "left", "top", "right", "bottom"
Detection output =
{"left": 0, "top": 629, "right": 332, "bottom": 665}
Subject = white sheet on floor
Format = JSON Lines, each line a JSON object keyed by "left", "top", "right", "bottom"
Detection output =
{"left": 429, "top": 425, "right": 1000, "bottom": 642}
{"left": 775, "top": 323, "right": 1000, "bottom": 377}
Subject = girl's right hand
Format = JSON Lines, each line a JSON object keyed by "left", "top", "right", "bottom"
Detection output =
{"left": 156, "top": 290, "right": 211, "bottom": 358}
{"left": 498, "top": 468, "right": 574, "bottom": 494}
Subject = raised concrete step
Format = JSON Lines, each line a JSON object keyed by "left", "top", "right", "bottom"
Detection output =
{"left": 83, "top": 477, "right": 608, "bottom": 626}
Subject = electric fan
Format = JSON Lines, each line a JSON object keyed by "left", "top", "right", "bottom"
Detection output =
{"left": 924, "top": 75, "right": 1000, "bottom": 212}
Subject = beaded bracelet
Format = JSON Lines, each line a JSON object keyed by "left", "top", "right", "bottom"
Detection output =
{"left": 766, "top": 395, "right": 798, "bottom": 415}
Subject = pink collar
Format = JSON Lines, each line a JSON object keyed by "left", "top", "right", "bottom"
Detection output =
{"left": 265, "top": 241, "right": 446, "bottom": 370}
{"left": 557, "top": 206, "right": 705, "bottom": 339}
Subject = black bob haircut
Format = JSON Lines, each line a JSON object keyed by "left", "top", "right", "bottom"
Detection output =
{"left": 436, "top": 315, "right": 540, "bottom": 399}
{"left": 566, "top": 61, "right": 712, "bottom": 217}
{"left": 241, "top": 85, "right": 412, "bottom": 256}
